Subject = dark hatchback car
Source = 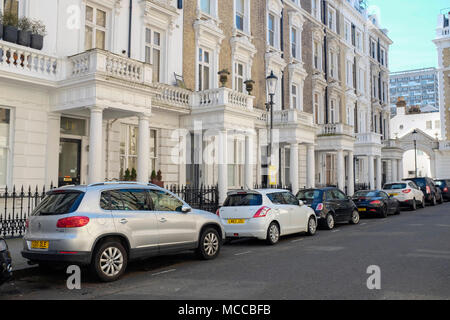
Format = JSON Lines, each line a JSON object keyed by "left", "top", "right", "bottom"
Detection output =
{"left": 0, "top": 237, "right": 12, "bottom": 285}
{"left": 406, "top": 177, "right": 443, "bottom": 205}
{"left": 434, "top": 179, "right": 450, "bottom": 201}
{"left": 296, "top": 187, "right": 359, "bottom": 230}
{"left": 352, "top": 190, "right": 400, "bottom": 218}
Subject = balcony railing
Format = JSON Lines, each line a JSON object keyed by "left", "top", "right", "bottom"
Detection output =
{"left": 69, "top": 49, "right": 153, "bottom": 85}
{"left": 153, "top": 83, "right": 191, "bottom": 108}
{"left": 355, "top": 132, "right": 382, "bottom": 145}
{"left": 273, "top": 109, "right": 314, "bottom": 126}
{"left": 0, "top": 39, "right": 61, "bottom": 81}
{"left": 318, "top": 123, "right": 354, "bottom": 136}
{"left": 191, "top": 87, "right": 254, "bottom": 110}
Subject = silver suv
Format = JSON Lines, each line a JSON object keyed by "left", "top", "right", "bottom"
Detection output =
{"left": 22, "top": 183, "right": 224, "bottom": 282}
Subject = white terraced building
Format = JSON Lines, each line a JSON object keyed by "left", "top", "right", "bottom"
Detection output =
{"left": 0, "top": 0, "right": 406, "bottom": 203}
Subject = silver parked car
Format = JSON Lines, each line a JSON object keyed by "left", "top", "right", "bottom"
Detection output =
{"left": 22, "top": 183, "right": 224, "bottom": 282}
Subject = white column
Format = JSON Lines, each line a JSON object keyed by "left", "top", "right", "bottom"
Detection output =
{"left": 347, "top": 151, "right": 354, "bottom": 195}
{"left": 218, "top": 131, "right": 228, "bottom": 204}
{"left": 45, "top": 113, "right": 61, "bottom": 187}
{"left": 398, "top": 159, "right": 404, "bottom": 180}
{"left": 376, "top": 156, "right": 382, "bottom": 189}
{"left": 337, "top": 149, "right": 345, "bottom": 191}
{"left": 290, "top": 143, "right": 299, "bottom": 194}
{"left": 244, "top": 135, "right": 253, "bottom": 189}
{"left": 88, "top": 107, "right": 104, "bottom": 184}
{"left": 392, "top": 159, "right": 398, "bottom": 182}
{"left": 307, "top": 144, "right": 315, "bottom": 188}
{"left": 368, "top": 155, "right": 375, "bottom": 189}
{"left": 137, "top": 114, "right": 150, "bottom": 183}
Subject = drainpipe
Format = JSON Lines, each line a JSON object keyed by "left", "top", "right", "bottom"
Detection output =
{"left": 128, "top": 0, "right": 133, "bottom": 58}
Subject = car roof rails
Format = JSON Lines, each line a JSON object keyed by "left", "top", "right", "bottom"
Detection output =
{"left": 87, "top": 181, "right": 149, "bottom": 187}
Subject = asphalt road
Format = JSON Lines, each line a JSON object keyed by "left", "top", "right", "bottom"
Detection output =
{"left": 1, "top": 202, "right": 450, "bottom": 300}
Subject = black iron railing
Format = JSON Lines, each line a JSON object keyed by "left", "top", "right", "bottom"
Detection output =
{"left": 166, "top": 185, "right": 219, "bottom": 214}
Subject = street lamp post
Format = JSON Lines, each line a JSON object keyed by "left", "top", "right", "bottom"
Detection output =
{"left": 266, "top": 71, "right": 278, "bottom": 186}
{"left": 412, "top": 129, "right": 418, "bottom": 178}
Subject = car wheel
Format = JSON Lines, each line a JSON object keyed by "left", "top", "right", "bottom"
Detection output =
{"left": 380, "top": 205, "right": 388, "bottom": 218}
{"left": 266, "top": 222, "right": 280, "bottom": 245}
{"left": 325, "top": 213, "right": 335, "bottom": 230}
{"left": 395, "top": 204, "right": 401, "bottom": 215}
{"left": 197, "top": 228, "right": 221, "bottom": 260}
{"left": 307, "top": 216, "right": 317, "bottom": 236}
{"left": 350, "top": 210, "right": 360, "bottom": 225}
{"left": 411, "top": 199, "right": 417, "bottom": 211}
{"left": 91, "top": 240, "right": 127, "bottom": 282}
{"left": 431, "top": 195, "right": 437, "bottom": 206}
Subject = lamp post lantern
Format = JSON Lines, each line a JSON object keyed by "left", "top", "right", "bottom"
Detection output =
{"left": 412, "top": 129, "right": 418, "bottom": 178}
{"left": 266, "top": 71, "right": 278, "bottom": 186}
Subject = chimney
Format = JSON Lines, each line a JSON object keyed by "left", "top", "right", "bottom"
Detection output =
{"left": 396, "top": 97, "right": 406, "bottom": 115}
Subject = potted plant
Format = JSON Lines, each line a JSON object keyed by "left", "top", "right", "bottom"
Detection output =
{"left": 150, "top": 169, "right": 164, "bottom": 187}
{"left": 17, "top": 16, "right": 31, "bottom": 47}
{"left": 0, "top": 12, "right": 4, "bottom": 40}
{"left": 30, "top": 19, "right": 46, "bottom": 50}
{"left": 244, "top": 79, "right": 255, "bottom": 95}
{"left": 218, "top": 69, "right": 230, "bottom": 87}
{"left": 2, "top": 12, "right": 18, "bottom": 44}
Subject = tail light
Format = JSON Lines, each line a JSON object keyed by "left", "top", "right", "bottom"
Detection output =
{"left": 253, "top": 206, "right": 271, "bottom": 218}
{"left": 402, "top": 189, "right": 412, "bottom": 194}
{"left": 215, "top": 209, "right": 220, "bottom": 217}
{"left": 316, "top": 203, "right": 324, "bottom": 211}
{"left": 56, "top": 216, "right": 90, "bottom": 228}
{"left": 444, "top": 187, "right": 448, "bottom": 193}
{"left": 426, "top": 186, "right": 431, "bottom": 194}
{"left": 370, "top": 200, "right": 381, "bottom": 205}
{"left": 25, "top": 219, "right": 29, "bottom": 230}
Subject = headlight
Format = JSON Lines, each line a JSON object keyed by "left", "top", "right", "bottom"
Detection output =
{"left": 0, "top": 239, "right": 8, "bottom": 252}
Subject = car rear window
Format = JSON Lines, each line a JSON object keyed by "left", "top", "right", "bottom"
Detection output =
{"left": 32, "top": 191, "right": 85, "bottom": 216}
{"left": 297, "top": 190, "right": 322, "bottom": 201}
{"left": 410, "top": 179, "right": 426, "bottom": 187}
{"left": 384, "top": 183, "right": 406, "bottom": 190}
{"left": 354, "top": 191, "right": 379, "bottom": 197}
{"left": 223, "top": 193, "right": 262, "bottom": 207}
{"left": 435, "top": 180, "right": 446, "bottom": 187}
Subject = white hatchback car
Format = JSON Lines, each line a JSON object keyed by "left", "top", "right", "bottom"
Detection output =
{"left": 217, "top": 190, "right": 317, "bottom": 245}
{"left": 383, "top": 181, "right": 425, "bottom": 210}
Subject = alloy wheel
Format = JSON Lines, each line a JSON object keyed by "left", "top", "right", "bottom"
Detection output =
{"left": 351, "top": 210, "right": 360, "bottom": 224}
{"left": 308, "top": 217, "right": 317, "bottom": 235}
{"left": 100, "top": 247, "right": 124, "bottom": 277}
{"left": 269, "top": 224, "right": 280, "bottom": 243}
{"left": 203, "top": 232, "right": 219, "bottom": 257}
{"left": 327, "top": 214, "right": 335, "bottom": 229}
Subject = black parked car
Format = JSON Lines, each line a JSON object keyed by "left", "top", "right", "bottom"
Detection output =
{"left": 0, "top": 237, "right": 12, "bottom": 286}
{"left": 406, "top": 177, "right": 443, "bottom": 205}
{"left": 434, "top": 179, "right": 450, "bottom": 201}
{"left": 296, "top": 187, "right": 360, "bottom": 230}
{"left": 352, "top": 190, "right": 400, "bottom": 218}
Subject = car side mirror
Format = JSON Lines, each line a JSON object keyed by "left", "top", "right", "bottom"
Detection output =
{"left": 181, "top": 206, "right": 192, "bottom": 213}
{"left": 298, "top": 200, "right": 304, "bottom": 206}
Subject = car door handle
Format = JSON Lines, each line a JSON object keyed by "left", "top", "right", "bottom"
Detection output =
{"left": 159, "top": 217, "right": 167, "bottom": 223}
{"left": 119, "top": 218, "right": 128, "bottom": 224}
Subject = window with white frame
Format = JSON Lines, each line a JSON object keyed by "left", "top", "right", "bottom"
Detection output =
{"left": 356, "top": 30, "right": 362, "bottom": 51}
{"left": 200, "top": 0, "right": 212, "bottom": 15}
{"left": 284, "top": 147, "right": 291, "bottom": 186}
{"left": 85, "top": 4, "right": 108, "bottom": 50}
{"left": 234, "top": 62, "right": 245, "bottom": 93}
{"left": 313, "top": 40, "right": 322, "bottom": 71}
{"left": 268, "top": 13, "right": 276, "bottom": 47}
{"left": 291, "top": 84, "right": 298, "bottom": 110}
{"left": 0, "top": 108, "right": 10, "bottom": 186}
{"left": 330, "top": 51, "right": 338, "bottom": 79}
{"left": 358, "top": 68, "right": 365, "bottom": 93}
{"left": 198, "top": 48, "right": 211, "bottom": 91}
{"left": 370, "top": 40, "right": 377, "bottom": 60}
{"left": 227, "top": 137, "right": 244, "bottom": 188}
{"left": 235, "top": 0, "right": 250, "bottom": 33}
{"left": 314, "top": 93, "right": 320, "bottom": 124}
{"left": 311, "top": 0, "right": 320, "bottom": 20}
{"left": 145, "top": 28, "right": 162, "bottom": 83}
{"left": 344, "top": 20, "right": 351, "bottom": 44}
{"left": 328, "top": 6, "right": 336, "bottom": 32}
{"left": 291, "top": 27, "right": 300, "bottom": 60}
{"left": 380, "top": 48, "right": 386, "bottom": 66}
{"left": 329, "top": 99, "right": 337, "bottom": 124}
{"left": 346, "top": 60, "right": 353, "bottom": 88}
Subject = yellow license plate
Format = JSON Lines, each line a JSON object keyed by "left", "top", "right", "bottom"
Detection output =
{"left": 390, "top": 193, "right": 398, "bottom": 196}
{"left": 228, "top": 219, "right": 245, "bottom": 224}
{"left": 31, "top": 241, "right": 49, "bottom": 249}
{"left": 358, "top": 208, "right": 367, "bottom": 212}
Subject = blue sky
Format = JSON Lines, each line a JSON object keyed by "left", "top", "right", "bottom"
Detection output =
{"left": 368, "top": 0, "right": 449, "bottom": 72}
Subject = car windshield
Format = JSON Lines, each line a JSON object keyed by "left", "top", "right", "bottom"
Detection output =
{"left": 32, "top": 191, "right": 85, "bottom": 216}
{"left": 354, "top": 191, "right": 379, "bottom": 198}
{"left": 384, "top": 183, "right": 406, "bottom": 190}
{"left": 296, "top": 190, "right": 322, "bottom": 201}
{"left": 223, "top": 193, "right": 262, "bottom": 206}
